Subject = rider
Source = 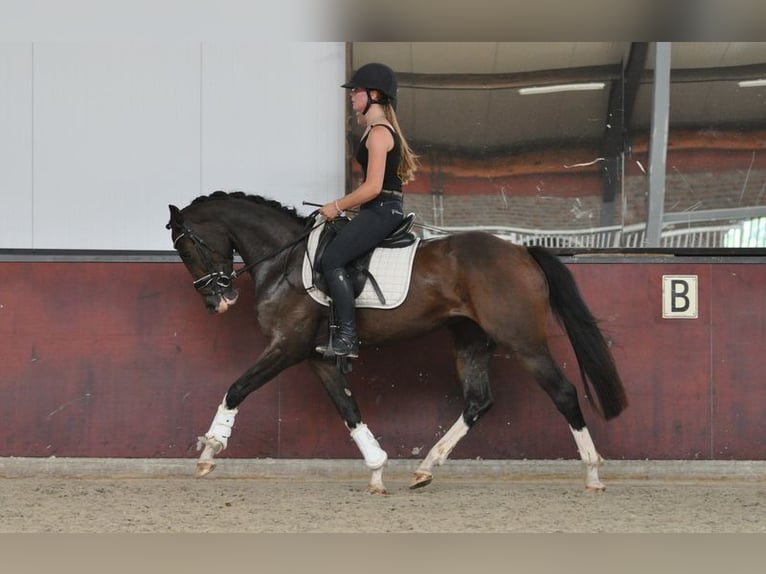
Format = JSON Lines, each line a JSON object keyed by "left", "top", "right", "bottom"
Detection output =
{"left": 317, "top": 62, "right": 419, "bottom": 358}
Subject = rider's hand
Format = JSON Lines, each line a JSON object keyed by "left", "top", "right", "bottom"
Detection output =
{"left": 320, "top": 201, "right": 343, "bottom": 220}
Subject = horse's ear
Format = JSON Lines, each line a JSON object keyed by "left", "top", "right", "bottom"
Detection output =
{"left": 167, "top": 204, "right": 183, "bottom": 229}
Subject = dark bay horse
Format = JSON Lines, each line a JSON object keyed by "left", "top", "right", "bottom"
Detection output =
{"left": 167, "top": 191, "right": 628, "bottom": 493}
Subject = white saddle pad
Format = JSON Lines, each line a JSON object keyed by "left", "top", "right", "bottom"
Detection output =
{"left": 301, "top": 216, "right": 420, "bottom": 310}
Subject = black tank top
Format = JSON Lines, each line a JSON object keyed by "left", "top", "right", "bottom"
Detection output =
{"left": 355, "top": 124, "right": 403, "bottom": 193}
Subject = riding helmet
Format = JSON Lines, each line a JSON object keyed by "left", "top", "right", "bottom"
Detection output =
{"left": 342, "top": 62, "right": 398, "bottom": 104}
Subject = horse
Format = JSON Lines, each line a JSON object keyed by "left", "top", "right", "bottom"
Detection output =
{"left": 166, "top": 191, "right": 628, "bottom": 494}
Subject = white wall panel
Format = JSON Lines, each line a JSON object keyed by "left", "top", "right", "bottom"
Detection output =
{"left": 1, "top": 41, "right": 345, "bottom": 250}
{"left": 0, "top": 43, "right": 34, "bottom": 248}
{"left": 33, "top": 43, "right": 201, "bottom": 250}
{"left": 200, "top": 42, "right": 345, "bottom": 215}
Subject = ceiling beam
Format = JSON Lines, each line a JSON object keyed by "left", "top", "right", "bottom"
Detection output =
{"left": 395, "top": 62, "right": 766, "bottom": 91}
{"left": 396, "top": 65, "right": 621, "bottom": 90}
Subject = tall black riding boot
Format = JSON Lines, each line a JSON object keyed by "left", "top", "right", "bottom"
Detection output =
{"left": 319, "top": 267, "right": 359, "bottom": 358}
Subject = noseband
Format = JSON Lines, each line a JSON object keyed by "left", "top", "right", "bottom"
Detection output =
{"left": 192, "top": 270, "right": 234, "bottom": 292}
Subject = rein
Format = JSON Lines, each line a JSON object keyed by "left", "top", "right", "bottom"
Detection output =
{"left": 229, "top": 217, "right": 323, "bottom": 281}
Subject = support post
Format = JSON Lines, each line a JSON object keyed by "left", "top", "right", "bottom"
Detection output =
{"left": 645, "top": 42, "right": 672, "bottom": 246}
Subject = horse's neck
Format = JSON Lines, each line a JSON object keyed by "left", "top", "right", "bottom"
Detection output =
{"left": 230, "top": 212, "right": 305, "bottom": 268}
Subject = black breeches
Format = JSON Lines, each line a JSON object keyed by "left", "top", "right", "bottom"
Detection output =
{"left": 320, "top": 198, "right": 403, "bottom": 273}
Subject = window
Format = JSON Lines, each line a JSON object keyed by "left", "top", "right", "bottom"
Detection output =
{"left": 348, "top": 42, "right": 766, "bottom": 251}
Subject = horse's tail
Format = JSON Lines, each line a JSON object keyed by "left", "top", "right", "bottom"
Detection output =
{"left": 527, "top": 246, "right": 628, "bottom": 420}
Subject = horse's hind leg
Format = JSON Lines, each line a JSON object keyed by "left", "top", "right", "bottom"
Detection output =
{"left": 309, "top": 359, "right": 389, "bottom": 494}
{"left": 517, "top": 346, "right": 605, "bottom": 491}
{"left": 411, "top": 321, "right": 496, "bottom": 489}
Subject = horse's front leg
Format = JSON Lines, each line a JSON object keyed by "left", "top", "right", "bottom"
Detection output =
{"left": 196, "top": 395, "right": 238, "bottom": 477}
{"left": 310, "top": 359, "right": 388, "bottom": 494}
{"left": 195, "top": 342, "right": 300, "bottom": 478}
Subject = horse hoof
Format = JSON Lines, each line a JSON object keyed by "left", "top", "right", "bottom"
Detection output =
{"left": 409, "top": 471, "right": 433, "bottom": 489}
{"left": 195, "top": 461, "right": 216, "bottom": 478}
{"left": 585, "top": 484, "right": 606, "bottom": 492}
{"left": 367, "top": 485, "right": 388, "bottom": 495}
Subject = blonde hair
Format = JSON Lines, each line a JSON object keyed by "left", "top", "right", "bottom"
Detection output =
{"left": 383, "top": 105, "right": 419, "bottom": 185}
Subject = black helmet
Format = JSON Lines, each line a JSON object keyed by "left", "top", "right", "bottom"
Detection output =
{"left": 342, "top": 62, "right": 398, "bottom": 104}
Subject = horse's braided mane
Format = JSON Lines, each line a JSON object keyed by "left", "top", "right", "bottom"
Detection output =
{"left": 190, "top": 190, "right": 311, "bottom": 224}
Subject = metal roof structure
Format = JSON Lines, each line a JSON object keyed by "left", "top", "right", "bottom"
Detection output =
{"left": 351, "top": 42, "right": 766, "bottom": 152}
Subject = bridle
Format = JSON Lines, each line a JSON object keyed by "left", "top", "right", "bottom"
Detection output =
{"left": 170, "top": 216, "right": 324, "bottom": 295}
{"left": 172, "top": 224, "right": 235, "bottom": 296}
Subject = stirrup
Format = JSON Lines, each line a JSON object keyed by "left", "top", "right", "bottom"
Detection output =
{"left": 314, "top": 343, "right": 354, "bottom": 374}
{"left": 315, "top": 339, "right": 358, "bottom": 359}
{"left": 315, "top": 342, "right": 334, "bottom": 358}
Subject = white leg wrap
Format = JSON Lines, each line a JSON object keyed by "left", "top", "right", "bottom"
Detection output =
{"left": 570, "top": 426, "right": 605, "bottom": 490}
{"left": 570, "top": 426, "right": 602, "bottom": 465}
{"left": 201, "top": 400, "right": 238, "bottom": 451}
{"left": 350, "top": 423, "right": 388, "bottom": 470}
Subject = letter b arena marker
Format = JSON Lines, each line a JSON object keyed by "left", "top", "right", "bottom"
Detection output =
{"left": 662, "top": 275, "right": 698, "bottom": 318}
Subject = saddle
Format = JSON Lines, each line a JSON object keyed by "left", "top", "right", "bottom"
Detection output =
{"left": 311, "top": 213, "right": 417, "bottom": 305}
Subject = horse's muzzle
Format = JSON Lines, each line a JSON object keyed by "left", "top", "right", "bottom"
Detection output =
{"left": 205, "top": 288, "right": 239, "bottom": 314}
